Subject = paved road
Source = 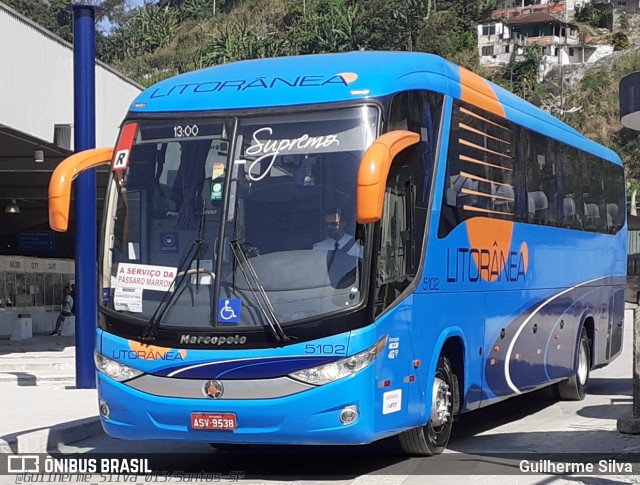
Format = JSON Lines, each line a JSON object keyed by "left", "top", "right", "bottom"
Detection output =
{"left": 53, "top": 308, "right": 640, "bottom": 484}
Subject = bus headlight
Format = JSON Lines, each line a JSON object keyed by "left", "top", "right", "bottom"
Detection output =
{"left": 94, "top": 351, "right": 144, "bottom": 382}
{"left": 289, "top": 336, "right": 387, "bottom": 386}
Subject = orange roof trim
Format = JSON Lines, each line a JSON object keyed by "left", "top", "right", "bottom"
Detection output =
{"left": 459, "top": 68, "right": 506, "bottom": 119}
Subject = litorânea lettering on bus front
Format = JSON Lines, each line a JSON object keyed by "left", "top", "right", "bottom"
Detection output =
{"left": 124, "top": 341, "right": 187, "bottom": 361}
{"left": 149, "top": 73, "right": 358, "bottom": 98}
{"left": 113, "top": 349, "right": 185, "bottom": 360}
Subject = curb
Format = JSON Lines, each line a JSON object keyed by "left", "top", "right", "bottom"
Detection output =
{"left": 1, "top": 417, "right": 103, "bottom": 454}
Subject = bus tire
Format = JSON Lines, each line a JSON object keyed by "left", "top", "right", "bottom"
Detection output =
{"left": 556, "top": 327, "right": 590, "bottom": 401}
{"left": 636, "top": 292, "right": 640, "bottom": 306}
{"left": 399, "top": 355, "right": 456, "bottom": 456}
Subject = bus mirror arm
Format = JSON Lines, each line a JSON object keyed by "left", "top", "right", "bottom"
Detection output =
{"left": 356, "top": 130, "right": 420, "bottom": 224}
{"left": 49, "top": 147, "right": 115, "bottom": 232}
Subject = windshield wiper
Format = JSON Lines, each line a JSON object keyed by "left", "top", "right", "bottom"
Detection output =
{"left": 141, "top": 200, "right": 208, "bottom": 342}
{"left": 229, "top": 240, "right": 291, "bottom": 342}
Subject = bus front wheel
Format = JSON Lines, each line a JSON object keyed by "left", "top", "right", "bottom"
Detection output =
{"left": 399, "top": 355, "right": 457, "bottom": 456}
{"left": 556, "top": 327, "right": 590, "bottom": 401}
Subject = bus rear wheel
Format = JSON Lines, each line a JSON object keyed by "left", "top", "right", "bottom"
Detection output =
{"left": 556, "top": 327, "right": 590, "bottom": 401}
{"left": 399, "top": 355, "right": 457, "bottom": 456}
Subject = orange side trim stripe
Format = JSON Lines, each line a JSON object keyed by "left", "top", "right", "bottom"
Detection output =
{"left": 460, "top": 107, "right": 509, "bottom": 131}
{"left": 463, "top": 205, "right": 513, "bottom": 216}
{"left": 459, "top": 138, "right": 512, "bottom": 159}
{"left": 459, "top": 171, "right": 513, "bottom": 187}
{"left": 460, "top": 155, "right": 513, "bottom": 172}
{"left": 459, "top": 123, "right": 511, "bottom": 145}
{"left": 459, "top": 67, "right": 506, "bottom": 119}
{"left": 461, "top": 188, "right": 514, "bottom": 201}
{"left": 460, "top": 154, "right": 513, "bottom": 172}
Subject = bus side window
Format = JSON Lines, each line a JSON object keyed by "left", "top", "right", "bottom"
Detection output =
{"left": 526, "top": 134, "right": 557, "bottom": 226}
{"left": 374, "top": 138, "right": 436, "bottom": 315}
{"left": 583, "top": 155, "right": 607, "bottom": 233}
{"left": 374, "top": 161, "right": 414, "bottom": 316}
{"left": 605, "top": 163, "right": 625, "bottom": 234}
{"left": 439, "top": 100, "right": 515, "bottom": 238}
{"left": 560, "top": 146, "right": 584, "bottom": 230}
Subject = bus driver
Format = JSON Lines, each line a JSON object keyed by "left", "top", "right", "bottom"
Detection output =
{"left": 313, "top": 207, "right": 363, "bottom": 258}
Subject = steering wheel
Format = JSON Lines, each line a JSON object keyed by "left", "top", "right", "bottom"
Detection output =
{"left": 177, "top": 268, "right": 216, "bottom": 282}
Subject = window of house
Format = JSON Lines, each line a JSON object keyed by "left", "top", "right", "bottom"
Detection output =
{"left": 482, "top": 24, "right": 496, "bottom": 36}
{"left": 482, "top": 46, "right": 495, "bottom": 56}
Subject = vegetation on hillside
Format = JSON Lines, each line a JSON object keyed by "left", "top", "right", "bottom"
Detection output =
{"left": 6, "top": 0, "right": 640, "bottom": 183}
{"left": 565, "top": 48, "right": 640, "bottom": 182}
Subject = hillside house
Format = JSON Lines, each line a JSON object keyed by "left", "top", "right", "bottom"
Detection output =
{"left": 478, "top": 13, "right": 614, "bottom": 78}
{"left": 594, "top": 0, "right": 640, "bottom": 13}
{"left": 492, "top": 0, "right": 579, "bottom": 20}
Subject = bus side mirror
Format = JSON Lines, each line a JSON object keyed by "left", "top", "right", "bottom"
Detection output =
{"left": 356, "top": 130, "right": 420, "bottom": 224}
{"left": 49, "top": 147, "right": 115, "bottom": 232}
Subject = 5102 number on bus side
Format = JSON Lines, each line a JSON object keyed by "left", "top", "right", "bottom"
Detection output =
{"left": 423, "top": 277, "right": 440, "bottom": 291}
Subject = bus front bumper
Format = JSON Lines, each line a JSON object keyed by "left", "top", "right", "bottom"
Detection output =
{"left": 97, "top": 367, "right": 376, "bottom": 445}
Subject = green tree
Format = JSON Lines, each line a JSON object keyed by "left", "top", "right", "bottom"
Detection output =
{"left": 507, "top": 44, "right": 543, "bottom": 99}
{"left": 416, "top": 10, "right": 475, "bottom": 59}
{"left": 613, "top": 32, "right": 630, "bottom": 51}
{"left": 4, "top": 0, "right": 72, "bottom": 41}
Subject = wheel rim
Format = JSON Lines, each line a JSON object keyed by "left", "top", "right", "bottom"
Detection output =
{"left": 577, "top": 338, "right": 588, "bottom": 385}
{"left": 430, "top": 376, "right": 452, "bottom": 428}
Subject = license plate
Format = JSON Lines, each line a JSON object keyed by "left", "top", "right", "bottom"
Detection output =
{"left": 191, "top": 413, "right": 237, "bottom": 430}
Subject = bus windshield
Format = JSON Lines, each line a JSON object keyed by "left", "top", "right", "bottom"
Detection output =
{"left": 102, "top": 106, "right": 378, "bottom": 330}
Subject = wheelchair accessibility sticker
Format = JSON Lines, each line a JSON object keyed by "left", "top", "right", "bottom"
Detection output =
{"left": 218, "top": 298, "right": 241, "bottom": 324}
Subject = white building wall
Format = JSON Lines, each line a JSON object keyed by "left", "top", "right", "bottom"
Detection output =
{"left": 0, "top": 3, "right": 141, "bottom": 149}
{"left": 587, "top": 45, "right": 615, "bottom": 63}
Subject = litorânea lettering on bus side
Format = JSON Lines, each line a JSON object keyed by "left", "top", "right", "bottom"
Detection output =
{"left": 446, "top": 245, "right": 527, "bottom": 283}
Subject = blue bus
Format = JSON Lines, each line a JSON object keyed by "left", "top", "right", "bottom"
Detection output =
{"left": 50, "top": 52, "right": 626, "bottom": 455}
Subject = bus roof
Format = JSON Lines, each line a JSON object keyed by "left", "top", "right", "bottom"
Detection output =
{"left": 129, "top": 51, "right": 621, "bottom": 165}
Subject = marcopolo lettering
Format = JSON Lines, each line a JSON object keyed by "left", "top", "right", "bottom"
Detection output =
{"left": 180, "top": 334, "right": 248, "bottom": 345}
{"left": 150, "top": 75, "right": 350, "bottom": 98}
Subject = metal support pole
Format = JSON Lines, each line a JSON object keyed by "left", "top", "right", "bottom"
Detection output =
{"left": 618, "top": 308, "right": 640, "bottom": 433}
{"left": 72, "top": 3, "right": 97, "bottom": 389}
